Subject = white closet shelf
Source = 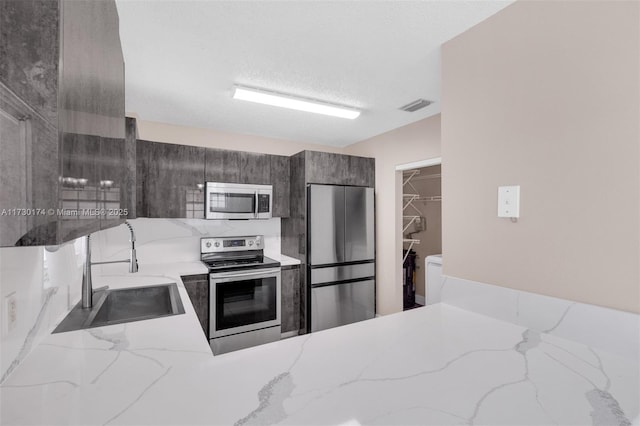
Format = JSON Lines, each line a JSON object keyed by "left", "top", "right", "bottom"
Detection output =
{"left": 402, "top": 239, "right": 420, "bottom": 262}
{"left": 417, "top": 195, "right": 442, "bottom": 202}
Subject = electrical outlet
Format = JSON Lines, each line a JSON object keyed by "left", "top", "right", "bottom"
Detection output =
{"left": 5, "top": 292, "right": 17, "bottom": 334}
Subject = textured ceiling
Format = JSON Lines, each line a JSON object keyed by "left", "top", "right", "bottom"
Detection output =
{"left": 116, "top": 1, "right": 513, "bottom": 147}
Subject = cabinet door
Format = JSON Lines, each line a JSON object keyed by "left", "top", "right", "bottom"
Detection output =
{"left": 146, "top": 141, "right": 205, "bottom": 218}
{"left": 99, "top": 136, "right": 126, "bottom": 229}
{"left": 182, "top": 275, "right": 209, "bottom": 338}
{"left": 0, "top": 0, "right": 59, "bottom": 125}
{"left": 59, "top": 131, "right": 102, "bottom": 242}
{"left": 205, "top": 148, "right": 240, "bottom": 183}
{"left": 240, "top": 152, "right": 271, "bottom": 184}
{"left": 347, "top": 156, "right": 375, "bottom": 187}
{"left": 305, "top": 151, "right": 349, "bottom": 185}
{"left": 281, "top": 267, "right": 300, "bottom": 334}
{"left": 135, "top": 140, "right": 151, "bottom": 217}
{"left": 304, "top": 151, "right": 375, "bottom": 187}
{"left": 270, "top": 154, "right": 290, "bottom": 218}
{"left": 0, "top": 0, "right": 59, "bottom": 246}
{"left": 60, "top": 0, "right": 125, "bottom": 238}
{"left": 0, "top": 87, "right": 58, "bottom": 247}
{"left": 122, "top": 117, "right": 137, "bottom": 219}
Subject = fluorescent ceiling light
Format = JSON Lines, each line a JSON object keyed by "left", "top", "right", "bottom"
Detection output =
{"left": 233, "top": 86, "right": 360, "bottom": 119}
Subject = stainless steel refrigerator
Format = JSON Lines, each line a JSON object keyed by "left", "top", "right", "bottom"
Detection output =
{"left": 307, "top": 184, "right": 375, "bottom": 332}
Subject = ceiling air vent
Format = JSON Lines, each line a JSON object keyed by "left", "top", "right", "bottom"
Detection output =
{"left": 399, "top": 99, "right": 432, "bottom": 112}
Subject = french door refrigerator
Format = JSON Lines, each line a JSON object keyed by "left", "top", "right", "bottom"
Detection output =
{"left": 307, "top": 184, "right": 375, "bottom": 332}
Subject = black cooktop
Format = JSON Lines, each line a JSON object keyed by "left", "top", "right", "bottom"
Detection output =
{"left": 202, "top": 255, "right": 280, "bottom": 273}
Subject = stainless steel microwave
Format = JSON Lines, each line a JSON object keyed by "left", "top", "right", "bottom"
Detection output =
{"left": 204, "top": 182, "right": 273, "bottom": 219}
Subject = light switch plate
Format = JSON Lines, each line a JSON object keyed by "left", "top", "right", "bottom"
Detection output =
{"left": 498, "top": 185, "right": 520, "bottom": 218}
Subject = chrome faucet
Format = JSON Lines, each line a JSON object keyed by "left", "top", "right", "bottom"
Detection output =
{"left": 81, "top": 221, "right": 138, "bottom": 309}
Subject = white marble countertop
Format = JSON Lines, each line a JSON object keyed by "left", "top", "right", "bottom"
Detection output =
{"left": 266, "top": 253, "right": 301, "bottom": 267}
{"left": 1, "top": 262, "right": 638, "bottom": 426}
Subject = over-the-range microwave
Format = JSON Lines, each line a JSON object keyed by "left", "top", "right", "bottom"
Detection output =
{"left": 204, "top": 182, "right": 273, "bottom": 219}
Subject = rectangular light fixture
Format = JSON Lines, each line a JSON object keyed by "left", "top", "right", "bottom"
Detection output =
{"left": 232, "top": 86, "right": 360, "bottom": 119}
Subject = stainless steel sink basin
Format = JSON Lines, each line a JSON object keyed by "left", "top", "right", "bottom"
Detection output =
{"left": 53, "top": 283, "right": 185, "bottom": 333}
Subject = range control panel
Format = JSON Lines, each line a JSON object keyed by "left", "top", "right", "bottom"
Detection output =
{"left": 201, "top": 236, "right": 264, "bottom": 253}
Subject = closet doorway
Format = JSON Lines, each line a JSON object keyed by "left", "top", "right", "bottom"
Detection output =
{"left": 400, "top": 161, "right": 441, "bottom": 311}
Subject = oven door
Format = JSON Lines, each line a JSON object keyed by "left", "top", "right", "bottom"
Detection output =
{"left": 205, "top": 182, "right": 272, "bottom": 219}
{"left": 209, "top": 268, "right": 281, "bottom": 338}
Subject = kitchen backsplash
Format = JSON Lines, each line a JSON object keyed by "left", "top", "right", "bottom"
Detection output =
{"left": 0, "top": 217, "right": 281, "bottom": 382}
{"left": 90, "top": 218, "right": 281, "bottom": 273}
{"left": 0, "top": 239, "right": 85, "bottom": 382}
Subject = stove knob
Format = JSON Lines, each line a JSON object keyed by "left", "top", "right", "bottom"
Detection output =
{"left": 205, "top": 242, "right": 211, "bottom": 248}
{"left": 214, "top": 242, "right": 220, "bottom": 248}
{"left": 249, "top": 240, "right": 254, "bottom": 246}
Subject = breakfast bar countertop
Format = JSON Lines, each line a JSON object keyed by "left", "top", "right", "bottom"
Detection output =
{"left": 0, "top": 261, "right": 638, "bottom": 426}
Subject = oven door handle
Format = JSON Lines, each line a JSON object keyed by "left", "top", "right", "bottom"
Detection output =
{"left": 254, "top": 191, "right": 258, "bottom": 218}
{"left": 210, "top": 268, "right": 281, "bottom": 279}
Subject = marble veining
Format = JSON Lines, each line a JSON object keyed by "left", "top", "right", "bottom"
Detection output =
{"left": 429, "top": 273, "right": 640, "bottom": 361}
{"left": 103, "top": 366, "right": 174, "bottom": 426}
{"left": 587, "top": 389, "right": 631, "bottom": 426}
{"left": 0, "top": 287, "right": 57, "bottom": 383}
{"left": 0, "top": 261, "right": 637, "bottom": 426}
{"left": 235, "top": 372, "right": 294, "bottom": 426}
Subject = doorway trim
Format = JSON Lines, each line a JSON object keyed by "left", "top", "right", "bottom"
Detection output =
{"left": 395, "top": 156, "right": 442, "bottom": 312}
{"left": 395, "top": 157, "right": 441, "bottom": 171}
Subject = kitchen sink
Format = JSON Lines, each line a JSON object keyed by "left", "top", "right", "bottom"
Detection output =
{"left": 53, "top": 283, "right": 185, "bottom": 333}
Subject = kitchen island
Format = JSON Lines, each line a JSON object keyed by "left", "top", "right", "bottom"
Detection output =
{"left": 1, "top": 262, "right": 637, "bottom": 425}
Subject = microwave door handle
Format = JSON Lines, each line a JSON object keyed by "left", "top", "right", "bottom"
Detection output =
{"left": 254, "top": 191, "right": 258, "bottom": 218}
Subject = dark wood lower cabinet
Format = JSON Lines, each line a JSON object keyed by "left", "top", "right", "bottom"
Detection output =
{"left": 181, "top": 274, "right": 209, "bottom": 339}
{"left": 281, "top": 265, "right": 300, "bottom": 334}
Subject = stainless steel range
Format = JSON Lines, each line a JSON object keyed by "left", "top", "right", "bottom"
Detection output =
{"left": 201, "top": 235, "right": 281, "bottom": 355}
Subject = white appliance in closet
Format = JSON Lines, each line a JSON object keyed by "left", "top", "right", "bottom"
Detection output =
{"left": 425, "top": 254, "right": 443, "bottom": 305}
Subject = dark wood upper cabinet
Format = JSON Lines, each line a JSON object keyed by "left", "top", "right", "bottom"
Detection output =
{"left": 347, "top": 155, "right": 376, "bottom": 188}
{"left": 304, "top": 151, "right": 374, "bottom": 187}
{"left": 139, "top": 147, "right": 372, "bottom": 220}
{"left": 140, "top": 141, "right": 205, "bottom": 219}
{"left": 204, "top": 148, "right": 241, "bottom": 183}
{"left": 305, "top": 151, "right": 350, "bottom": 185}
{"left": 59, "top": 0, "right": 125, "bottom": 239}
{"left": 0, "top": 0, "right": 59, "bottom": 124}
{"left": 135, "top": 139, "right": 151, "bottom": 218}
{"left": 203, "top": 149, "right": 289, "bottom": 217}
{"left": 122, "top": 117, "right": 138, "bottom": 220}
{"left": 0, "top": 0, "right": 126, "bottom": 246}
{"left": 270, "top": 155, "right": 290, "bottom": 218}
{"left": 240, "top": 152, "right": 271, "bottom": 185}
